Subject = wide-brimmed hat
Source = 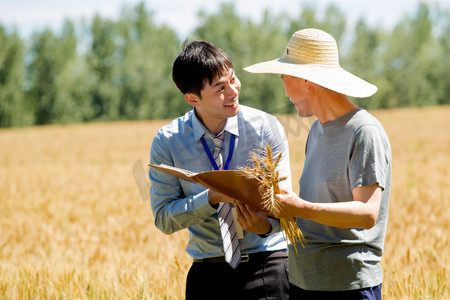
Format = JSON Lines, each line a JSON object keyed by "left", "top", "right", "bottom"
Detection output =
{"left": 244, "top": 28, "right": 377, "bottom": 98}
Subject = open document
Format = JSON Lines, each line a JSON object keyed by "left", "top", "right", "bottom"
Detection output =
{"left": 149, "top": 163, "right": 266, "bottom": 211}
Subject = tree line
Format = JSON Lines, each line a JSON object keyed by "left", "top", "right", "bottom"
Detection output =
{"left": 0, "top": 2, "right": 449, "bottom": 127}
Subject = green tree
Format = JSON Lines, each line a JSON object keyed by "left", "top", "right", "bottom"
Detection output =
{"left": 376, "top": 3, "right": 439, "bottom": 108}
{"left": 434, "top": 5, "right": 450, "bottom": 105}
{"left": 87, "top": 15, "right": 121, "bottom": 121}
{"left": 52, "top": 21, "right": 94, "bottom": 123}
{"left": 0, "top": 26, "right": 29, "bottom": 127}
{"left": 193, "top": 3, "right": 290, "bottom": 113}
{"left": 344, "top": 19, "right": 385, "bottom": 109}
{"left": 289, "top": 4, "right": 347, "bottom": 46}
{"left": 27, "top": 21, "right": 92, "bottom": 124}
{"left": 116, "top": 2, "right": 181, "bottom": 120}
{"left": 27, "top": 29, "right": 58, "bottom": 124}
{"left": 238, "top": 11, "right": 291, "bottom": 113}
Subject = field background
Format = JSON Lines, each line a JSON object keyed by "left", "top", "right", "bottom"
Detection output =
{"left": 0, "top": 106, "right": 449, "bottom": 299}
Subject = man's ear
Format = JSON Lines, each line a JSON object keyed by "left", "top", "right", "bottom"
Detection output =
{"left": 304, "top": 79, "right": 315, "bottom": 92}
{"left": 185, "top": 93, "right": 200, "bottom": 106}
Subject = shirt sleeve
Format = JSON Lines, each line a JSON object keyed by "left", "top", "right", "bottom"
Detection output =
{"left": 149, "top": 132, "right": 217, "bottom": 235}
{"left": 349, "top": 124, "right": 391, "bottom": 190}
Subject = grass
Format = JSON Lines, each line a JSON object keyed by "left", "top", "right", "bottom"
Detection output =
{"left": 0, "top": 106, "right": 449, "bottom": 299}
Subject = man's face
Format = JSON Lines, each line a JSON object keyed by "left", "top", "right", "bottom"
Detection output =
{"left": 194, "top": 68, "right": 241, "bottom": 133}
{"left": 281, "top": 74, "right": 313, "bottom": 117}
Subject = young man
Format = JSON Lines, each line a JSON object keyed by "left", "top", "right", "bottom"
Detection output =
{"left": 245, "top": 28, "right": 392, "bottom": 299}
{"left": 149, "top": 41, "right": 291, "bottom": 299}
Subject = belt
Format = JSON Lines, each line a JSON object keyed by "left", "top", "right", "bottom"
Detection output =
{"left": 193, "top": 250, "right": 288, "bottom": 264}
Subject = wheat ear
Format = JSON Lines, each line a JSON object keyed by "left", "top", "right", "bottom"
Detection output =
{"left": 240, "top": 144, "right": 305, "bottom": 254}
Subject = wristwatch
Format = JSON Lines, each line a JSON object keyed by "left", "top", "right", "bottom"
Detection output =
{"left": 257, "top": 226, "right": 272, "bottom": 238}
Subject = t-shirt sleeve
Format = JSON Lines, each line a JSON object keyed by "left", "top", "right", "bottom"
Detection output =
{"left": 349, "top": 124, "right": 390, "bottom": 190}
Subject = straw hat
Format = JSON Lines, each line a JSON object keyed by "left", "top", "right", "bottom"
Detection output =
{"left": 244, "top": 28, "right": 377, "bottom": 98}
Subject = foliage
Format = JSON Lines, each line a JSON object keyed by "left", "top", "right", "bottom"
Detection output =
{"left": 0, "top": 2, "right": 449, "bottom": 127}
{"left": 0, "top": 25, "right": 28, "bottom": 127}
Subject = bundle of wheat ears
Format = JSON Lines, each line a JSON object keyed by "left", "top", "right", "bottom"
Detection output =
{"left": 241, "top": 144, "right": 305, "bottom": 254}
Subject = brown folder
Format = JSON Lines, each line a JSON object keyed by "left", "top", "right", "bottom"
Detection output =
{"left": 149, "top": 163, "right": 266, "bottom": 211}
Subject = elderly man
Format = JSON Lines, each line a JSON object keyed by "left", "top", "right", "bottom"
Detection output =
{"left": 245, "top": 28, "right": 392, "bottom": 300}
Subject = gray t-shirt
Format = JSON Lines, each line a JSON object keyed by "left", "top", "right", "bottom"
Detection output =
{"left": 289, "top": 108, "right": 392, "bottom": 291}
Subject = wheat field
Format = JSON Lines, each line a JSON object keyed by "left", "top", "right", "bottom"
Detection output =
{"left": 0, "top": 106, "right": 449, "bottom": 299}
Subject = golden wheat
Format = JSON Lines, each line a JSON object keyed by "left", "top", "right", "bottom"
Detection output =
{"left": 0, "top": 106, "right": 448, "bottom": 299}
{"left": 240, "top": 144, "right": 305, "bottom": 254}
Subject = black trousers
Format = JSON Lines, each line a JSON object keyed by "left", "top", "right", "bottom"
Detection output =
{"left": 186, "top": 252, "right": 289, "bottom": 300}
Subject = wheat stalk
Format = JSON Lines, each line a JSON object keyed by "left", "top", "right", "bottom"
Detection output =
{"left": 240, "top": 144, "right": 305, "bottom": 254}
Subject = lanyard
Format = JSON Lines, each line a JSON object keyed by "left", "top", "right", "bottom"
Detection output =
{"left": 200, "top": 134, "right": 235, "bottom": 171}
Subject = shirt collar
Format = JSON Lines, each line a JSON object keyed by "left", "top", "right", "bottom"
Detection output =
{"left": 192, "top": 108, "right": 239, "bottom": 142}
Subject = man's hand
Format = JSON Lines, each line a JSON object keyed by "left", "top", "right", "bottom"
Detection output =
{"left": 235, "top": 201, "right": 271, "bottom": 235}
{"left": 273, "top": 188, "right": 305, "bottom": 219}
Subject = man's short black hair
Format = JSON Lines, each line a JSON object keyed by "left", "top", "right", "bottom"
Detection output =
{"left": 172, "top": 40, "right": 233, "bottom": 97}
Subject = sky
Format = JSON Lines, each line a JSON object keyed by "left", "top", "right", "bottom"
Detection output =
{"left": 0, "top": 0, "right": 448, "bottom": 39}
